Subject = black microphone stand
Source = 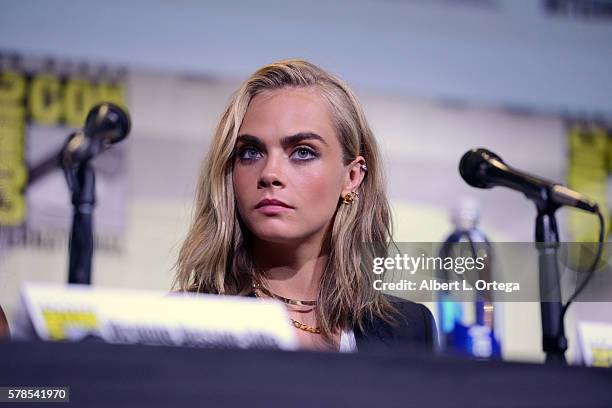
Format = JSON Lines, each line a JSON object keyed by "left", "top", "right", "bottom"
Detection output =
{"left": 534, "top": 198, "right": 567, "bottom": 364}
{"left": 64, "top": 160, "right": 96, "bottom": 285}
{"left": 27, "top": 137, "right": 97, "bottom": 285}
{"left": 459, "top": 148, "right": 603, "bottom": 364}
{"left": 27, "top": 102, "right": 130, "bottom": 286}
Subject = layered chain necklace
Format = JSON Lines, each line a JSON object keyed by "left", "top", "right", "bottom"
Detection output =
{"left": 252, "top": 281, "right": 321, "bottom": 335}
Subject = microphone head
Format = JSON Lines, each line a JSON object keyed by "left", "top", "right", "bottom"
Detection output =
{"left": 84, "top": 102, "right": 131, "bottom": 145}
{"left": 459, "top": 148, "right": 503, "bottom": 189}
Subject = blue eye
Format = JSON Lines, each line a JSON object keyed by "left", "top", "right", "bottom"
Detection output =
{"left": 238, "top": 146, "right": 262, "bottom": 161}
{"left": 292, "top": 147, "right": 317, "bottom": 161}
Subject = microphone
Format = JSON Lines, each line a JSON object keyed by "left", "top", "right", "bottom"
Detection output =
{"left": 62, "top": 102, "right": 131, "bottom": 168}
{"left": 459, "top": 148, "right": 598, "bottom": 213}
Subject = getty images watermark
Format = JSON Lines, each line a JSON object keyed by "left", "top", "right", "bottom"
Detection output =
{"left": 372, "top": 252, "right": 519, "bottom": 293}
{"left": 366, "top": 242, "right": 612, "bottom": 302}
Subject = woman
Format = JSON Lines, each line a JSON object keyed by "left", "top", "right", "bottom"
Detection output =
{"left": 175, "top": 59, "right": 436, "bottom": 352}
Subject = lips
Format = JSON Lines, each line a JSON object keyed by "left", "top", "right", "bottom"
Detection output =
{"left": 255, "top": 198, "right": 294, "bottom": 209}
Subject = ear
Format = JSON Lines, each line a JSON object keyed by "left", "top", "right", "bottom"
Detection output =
{"left": 341, "top": 155, "right": 367, "bottom": 197}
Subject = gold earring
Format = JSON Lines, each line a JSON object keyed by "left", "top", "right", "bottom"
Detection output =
{"left": 342, "top": 191, "right": 358, "bottom": 205}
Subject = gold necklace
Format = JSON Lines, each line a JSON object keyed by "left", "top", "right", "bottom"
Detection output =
{"left": 253, "top": 285, "right": 321, "bottom": 335}
{"left": 252, "top": 282, "right": 317, "bottom": 307}
{"left": 289, "top": 318, "right": 321, "bottom": 335}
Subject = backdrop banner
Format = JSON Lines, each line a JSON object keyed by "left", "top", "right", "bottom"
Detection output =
{"left": 0, "top": 51, "right": 128, "bottom": 255}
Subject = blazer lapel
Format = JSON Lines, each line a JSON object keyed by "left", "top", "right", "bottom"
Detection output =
{"left": 354, "top": 312, "right": 396, "bottom": 350}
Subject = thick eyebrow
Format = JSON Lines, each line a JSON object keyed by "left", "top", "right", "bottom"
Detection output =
{"left": 235, "top": 134, "right": 264, "bottom": 149}
{"left": 280, "top": 132, "right": 328, "bottom": 147}
{"left": 236, "top": 132, "right": 328, "bottom": 148}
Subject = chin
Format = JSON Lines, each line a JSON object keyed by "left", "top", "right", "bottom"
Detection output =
{"left": 244, "top": 216, "right": 329, "bottom": 245}
{"left": 248, "top": 221, "right": 312, "bottom": 245}
{"left": 251, "top": 228, "right": 301, "bottom": 244}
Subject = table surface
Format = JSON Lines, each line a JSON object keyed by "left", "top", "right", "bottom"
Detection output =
{"left": 1, "top": 340, "right": 611, "bottom": 408}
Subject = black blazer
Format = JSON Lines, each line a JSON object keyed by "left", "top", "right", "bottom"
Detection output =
{"left": 354, "top": 295, "right": 437, "bottom": 352}
{"left": 248, "top": 291, "right": 437, "bottom": 351}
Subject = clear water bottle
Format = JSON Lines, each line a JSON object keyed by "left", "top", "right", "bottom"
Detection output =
{"left": 436, "top": 198, "right": 502, "bottom": 359}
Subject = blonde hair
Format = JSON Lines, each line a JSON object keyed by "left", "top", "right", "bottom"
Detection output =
{"left": 174, "top": 59, "right": 397, "bottom": 340}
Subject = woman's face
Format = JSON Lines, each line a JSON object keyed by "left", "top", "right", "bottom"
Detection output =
{"left": 233, "top": 87, "right": 361, "bottom": 245}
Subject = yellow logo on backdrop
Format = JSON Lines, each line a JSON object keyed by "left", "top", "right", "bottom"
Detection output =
{"left": 42, "top": 309, "right": 99, "bottom": 340}
{"left": 29, "top": 73, "right": 126, "bottom": 127}
{"left": 566, "top": 123, "right": 611, "bottom": 272}
{"left": 0, "top": 55, "right": 127, "bottom": 227}
{"left": 0, "top": 70, "right": 27, "bottom": 226}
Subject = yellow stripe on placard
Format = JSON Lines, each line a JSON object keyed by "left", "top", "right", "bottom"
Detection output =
{"left": 41, "top": 309, "right": 99, "bottom": 341}
{"left": 591, "top": 347, "right": 612, "bottom": 368}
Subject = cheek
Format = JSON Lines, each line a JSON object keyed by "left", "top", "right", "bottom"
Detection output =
{"left": 232, "top": 168, "right": 255, "bottom": 207}
{"left": 291, "top": 166, "right": 343, "bottom": 213}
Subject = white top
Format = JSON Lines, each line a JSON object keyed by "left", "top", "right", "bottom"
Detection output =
{"left": 339, "top": 328, "right": 358, "bottom": 353}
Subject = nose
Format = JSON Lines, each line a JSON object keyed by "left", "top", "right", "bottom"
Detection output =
{"left": 257, "top": 153, "right": 285, "bottom": 189}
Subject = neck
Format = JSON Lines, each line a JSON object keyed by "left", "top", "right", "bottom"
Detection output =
{"left": 253, "top": 236, "right": 329, "bottom": 301}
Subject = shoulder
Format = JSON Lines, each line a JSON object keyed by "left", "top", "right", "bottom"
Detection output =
{"left": 384, "top": 294, "right": 438, "bottom": 347}
{"left": 354, "top": 294, "right": 438, "bottom": 351}
{"left": 0, "top": 305, "right": 9, "bottom": 339}
{"left": 387, "top": 294, "right": 435, "bottom": 328}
